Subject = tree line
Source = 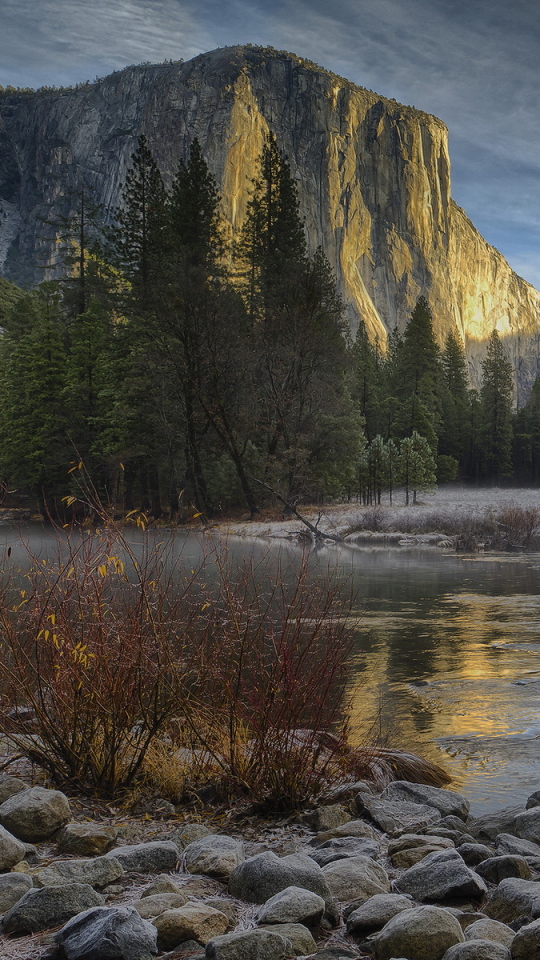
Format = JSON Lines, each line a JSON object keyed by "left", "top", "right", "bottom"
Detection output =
{"left": 0, "top": 134, "right": 535, "bottom": 520}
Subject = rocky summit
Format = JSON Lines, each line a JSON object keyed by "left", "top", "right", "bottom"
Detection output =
{"left": 4, "top": 776, "right": 540, "bottom": 959}
{"left": 0, "top": 45, "right": 539, "bottom": 397}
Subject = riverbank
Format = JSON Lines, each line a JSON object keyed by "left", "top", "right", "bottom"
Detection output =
{"left": 1, "top": 770, "right": 540, "bottom": 960}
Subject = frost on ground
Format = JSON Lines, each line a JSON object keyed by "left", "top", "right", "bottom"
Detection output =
{"left": 215, "top": 485, "right": 540, "bottom": 544}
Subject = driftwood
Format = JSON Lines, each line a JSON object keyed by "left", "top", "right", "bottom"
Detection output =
{"left": 252, "top": 478, "right": 342, "bottom": 543}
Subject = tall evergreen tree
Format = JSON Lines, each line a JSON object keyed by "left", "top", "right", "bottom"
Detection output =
{"left": 479, "top": 330, "right": 514, "bottom": 481}
{"left": 392, "top": 296, "right": 441, "bottom": 449}
{"left": 439, "top": 330, "right": 471, "bottom": 474}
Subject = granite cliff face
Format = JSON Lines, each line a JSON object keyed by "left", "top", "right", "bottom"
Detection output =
{"left": 0, "top": 45, "right": 539, "bottom": 399}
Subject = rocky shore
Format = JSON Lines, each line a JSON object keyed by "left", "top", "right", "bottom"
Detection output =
{"left": 2, "top": 776, "right": 540, "bottom": 959}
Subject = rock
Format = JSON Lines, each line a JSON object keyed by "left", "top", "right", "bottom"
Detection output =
{"left": 513, "top": 808, "right": 540, "bottom": 844}
{"left": 346, "top": 893, "right": 415, "bottom": 935}
{"left": 168, "top": 823, "right": 212, "bottom": 850}
{"left": 464, "top": 918, "right": 515, "bottom": 946}
{"left": 0, "top": 776, "right": 27, "bottom": 805}
{"left": 2, "top": 882, "right": 104, "bottom": 934}
{"left": 55, "top": 822, "right": 118, "bottom": 856}
{"left": 311, "top": 820, "right": 377, "bottom": 845}
{"left": 441, "top": 942, "right": 510, "bottom": 959}
{"left": 310, "top": 949, "right": 359, "bottom": 960}
{"left": 33, "top": 854, "right": 124, "bottom": 889}
{"left": 484, "top": 878, "right": 540, "bottom": 923}
{"left": 153, "top": 903, "right": 229, "bottom": 949}
{"left": 228, "top": 851, "right": 331, "bottom": 905}
{"left": 0, "top": 823, "right": 26, "bottom": 870}
{"left": 496, "top": 833, "right": 540, "bottom": 858}
{"left": 256, "top": 885, "right": 326, "bottom": 926}
{"left": 205, "top": 899, "right": 237, "bottom": 927}
{"left": 381, "top": 782, "right": 470, "bottom": 820}
{"left": 527, "top": 792, "right": 540, "bottom": 809}
{"left": 308, "top": 836, "right": 380, "bottom": 866}
{"left": 431, "top": 829, "right": 475, "bottom": 845}
{"left": 205, "top": 929, "right": 292, "bottom": 960}
{"left": 475, "top": 855, "right": 531, "bottom": 883}
{"left": 21, "top": 841, "right": 39, "bottom": 864}
{"left": 393, "top": 849, "right": 487, "bottom": 902}
{"left": 305, "top": 805, "right": 352, "bottom": 833}
{"left": 389, "top": 834, "right": 454, "bottom": 869}
{"left": 259, "top": 922, "right": 317, "bottom": 955}
{"left": 0, "top": 785, "right": 70, "bottom": 841}
{"left": 433, "top": 817, "right": 476, "bottom": 834}
{"left": 105, "top": 840, "right": 179, "bottom": 873}
{"left": 54, "top": 904, "right": 158, "bottom": 959}
{"left": 141, "top": 875, "right": 186, "bottom": 897}
{"left": 467, "top": 806, "right": 525, "bottom": 843}
{"left": 184, "top": 835, "right": 244, "bottom": 879}
{"left": 456, "top": 843, "right": 494, "bottom": 867}
{"left": 511, "top": 916, "right": 540, "bottom": 958}
{"left": 0, "top": 872, "right": 33, "bottom": 912}
{"left": 373, "top": 904, "right": 465, "bottom": 960}
{"left": 322, "top": 855, "right": 390, "bottom": 901}
{"left": 133, "top": 893, "right": 189, "bottom": 918}
{"left": 355, "top": 794, "right": 440, "bottom": 833}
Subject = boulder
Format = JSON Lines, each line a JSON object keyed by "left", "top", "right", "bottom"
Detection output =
{"left": 0, "top": 776, "right": 27, "bottom": 805}
{"left": 305, "top": 805, "right": 352, "bottom": 833}
{"left": 456, "top": 843, "right": 494, "bottom": 867}
{"left": 2, "top": 882, "right": 104, "bottom": 934}
{"left": 228, "top": 851, "right": 331, "bottom": 905}
{"left": 0, "top": 872, "right": 33, "bottom": 912}
{"left": 0, "top": 785, "right": 70, "bottom": 841}
{"left": 381, "top": 782, "right": 470, "bottom": 821}
{"left": 141, "top": 875, "right": 186, "bottom": 897}
{"left": 475, "top": 855, "right": 531, "bottom": 883}
{"left": 168, "top": 823, "right": 212, "bottom": 850}
{"left": 355, "top": 794, "right": 440, "bottom": 833}
{"left": 132, "top": 893, "right": 189, "bottom": 919}
{"left": 393, "top": 849, "right": 487, "bottom": 902}
{"left": 33, "top": 855, "right": 124, "bottom": 889}
{"left": 153, "top": 903, "right": 229, "bottom": 949}
{"left": 310, "top": 949, "right": 359, "bottom": 960}
{"left": 511, "top": 916, "right": 540, "bottom": 958}
{"left": 441, "top": 942, "right": 510, "bottom": 959}
{"left": 527, "top": 791, "right": 540, "bottom": 809}
{"left": 484, "top": 878, "right": 540, "bottom": 923}
{"left": 464, "top": 918, "right": 514, "bottom": 947}
{"left": 184, "top": 835, "right": 244, "bottom": 879}
{"left": 467, "top": 806, "right": 525, "bottom": 843}
{"left": 373, "top": 904, "right": 464, "bottom": 960}
{"left": 389, "top": 834, "right": 455, "bottom": 869}
{"left": 322, "top": 855, "right": 390, "bottom": 901}
{"left": 311, "top": 820, "right": 377, "bottom": 845}
{"left": 54, "top": 904, "right": 158, "bottom": 960}
{"left": 205, "top": 929, "right": 292, "bottom": 960}
{"left": 346, "top": 893, "right": 415, "bottom": 935}
{"left": 256, "top": 885, "right": 326, "bottom": 926}
{"left": 0, "top": 823, "right": 26, "bottom": 870}
{"left": 513, "top": 808, "right": 540, "bottom": 844}
{"left": 259, "top": 922, "right": 317, "bottom": 955}
{"left": 56, "top": 822, "right": 118, "bottom": 856}
{"left": 105, "top": 840, "right": 179, "bottom": 873}
{"left": 496, "top": 833, "right": 540, "bottom": 858}
{"left": 308, "top": 837, "right": 379, "bottom": 867}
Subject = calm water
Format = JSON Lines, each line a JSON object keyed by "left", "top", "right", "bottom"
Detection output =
{"left": 2, "top": 523, "right": 540, "bottom": 816}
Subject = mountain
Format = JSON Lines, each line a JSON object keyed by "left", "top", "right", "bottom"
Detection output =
{"left": 1, "top": 45, "right": 539, "bottom": 398}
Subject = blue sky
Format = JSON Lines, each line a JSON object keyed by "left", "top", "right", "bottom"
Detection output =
{"left": 2, "top": 0, "right": 540, "bottom": 287}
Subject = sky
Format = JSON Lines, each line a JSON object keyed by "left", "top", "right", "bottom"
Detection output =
{"left": 1, "top": 0, "right": 540, "bottom": 287}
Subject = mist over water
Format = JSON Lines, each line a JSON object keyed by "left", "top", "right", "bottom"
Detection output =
{"left": 2, "top": 523, "right": 539, "bottom": 816}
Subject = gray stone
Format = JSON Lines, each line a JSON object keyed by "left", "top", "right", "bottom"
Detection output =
{"left": 355, "top": 794, "right": 440, "bottom": 834}
{"left": 205, "top": 899, "right": 237, "bottom": 926}
{"left": 513, "top": 808, "right": 540, "bottom": 844}
{"left": 464, "top": 918, "right": 514, "bottom": 947}
{"left": 105, "top": 840, "right": 179, "bottom": 873}
{"left": 0, "top": 776, "right": 27, "bottom": 805}
{"left": 346, "top": 893, "right": 415, "bottom": 934}
{"left": 394, "top": 849, "right": 487, "bottom": 902}
{"left": 0, "top": 785, "right": 70, "bottom": 841}
{"left": 475, "top": 855, "right": 531, "bottom": 883}
{"left": 322, "top": 855, "right": 390, "bottom": 901}
{"left": 311, "top": 820, "right": 377, "bottom": 846}
{"left": 184, "top": 835, "right": 244, "bottom": 879}
{"left": 169, "top": 823, "right": 212, "bottom": 850}
{"left": 256, "top": 885, "right": 326, "bottom": 926}
{"left": 389, "top": 834, "right": 455, "bottom": 869}
{"left": 54, "top": 904, "right": 158, "bottom": 959}
{"left": 141, "top": 875, "right": 186, "bottom": 897}
{"left": 153, "top": 903, "right": 229, "bottom": 949}
{"left": 496, "top": 833, "right": 540, "bottom": 858}
{"left": 0, "top": 823, "right": 26, "bottom": 870}
{"left": 33, "top": 854, "right": 124, "bottom": 889}
{"left": 381, "top": 781, "right": 470, "bottom": 820}
{"left": 441, "top": 942, "right": 510, "bottom": 960}
{"left": 56, "top": 822, "right": 118, "bottom": 856}
{"left": 511, "top": 916, "right": 540, "bottom": 958}
{"left": 259, "top": 922, "right": 316, "bottom": 955}
{"left": 373, "top": 904, "right": 464, "bottom": 960}
{"left": 527, "top": 792, "right": 540, "bottom": 810}
{"left": 0, "top": 871, "right": 33, "bottom": 912}
{"left": 456, "top": 843, "right": 494, "bottom": 867}
{"left": 306, "top": 805, "right": 351, "bottom": 833}
{"left": 484, "top": 878, "right": 540, "bottom": 923}
{"left": 310, "top": 949, "right": 359, "bottom": 960}
{"left": 133, "top": 893, "right": 189, "bottom": 918}
{"left": 308, "top": 837, "right": 380, "bottom": 866}
{"left": 433, "top": 817, "right": 475, "bottom": 833}
{"left": 228, "top": 851, "right": 331, "bottom": 905}
{"left": 467, "top": 806, "right": 525, "bottom": 843}
{"left": 2, "top": 882, "right": 104, "bottom": 934}
{"left": 206, "top": 929, "right": 292, "bottom": 960}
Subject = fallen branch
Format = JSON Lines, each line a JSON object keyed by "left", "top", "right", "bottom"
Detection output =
{"left": 251, "top": 478, "right": 343, "bottom": 543}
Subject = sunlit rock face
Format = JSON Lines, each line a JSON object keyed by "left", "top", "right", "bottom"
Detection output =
{"left": 0, "top": 45, "right": 539, "bottom": 399}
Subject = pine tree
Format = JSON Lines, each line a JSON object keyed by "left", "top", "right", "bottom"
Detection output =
{"left": 479, "top": 330, "right": 514, "bottom": 481}
{"left": 398, "top": 431, "right": 437, "bottom": 505}
{"left": 439, "top": 330, "right": 471, "bottom": 475}
{"left": 392, "top": 296, "right": 441, "bottom": 448}
{"left": 351, "top": 320, "right": 383, "bottom": 442}
{"left": 514, "top": 377, "right": 540, "bottom": 482}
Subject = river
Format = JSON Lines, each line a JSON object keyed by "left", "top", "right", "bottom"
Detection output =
{"left": 2, "top": 523, "right": 540, "bottom": 816}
